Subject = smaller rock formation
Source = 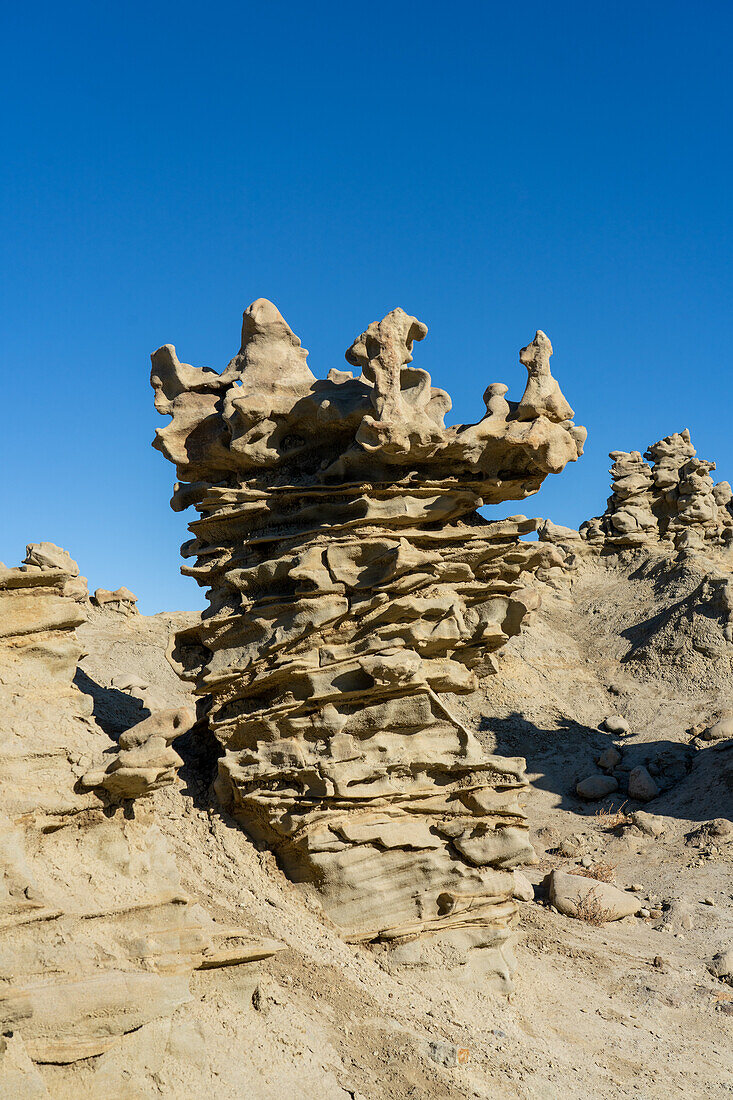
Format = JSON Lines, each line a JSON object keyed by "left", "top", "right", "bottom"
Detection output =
{"left": 0, "top": 544, "right": 280, "bottom": 1084}
{"left": 0, "top": 543, "right": 88, "bottom": 677}
{"left": 581, "top": 430, "right": 733, "bottom": 552}
{"left": 92, "top": 586, "right": 139, "bottom": 614}
{"left": 80, "top": 706, "right": 196, "bottom": 800}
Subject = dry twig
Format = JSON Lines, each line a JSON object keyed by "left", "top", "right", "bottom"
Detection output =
{"left": 594, "top": 801, "right": 630, "bottom": 830}
{"left": 574, "top": 885, "right": 614, "bottom": 925}
{"left": 570, "top": 862, "right": 617, "bottom": 883}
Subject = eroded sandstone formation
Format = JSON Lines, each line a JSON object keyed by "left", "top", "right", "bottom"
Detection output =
{"left": 151, "top": 299, "right": 585, "bottom": 980}
{"left": 0, "top": 546, "right": 279, "bottom": 1089}
{"left": 91, "top": 586, "right": 139, "bottom": 614}
{"left": 581, "top": 430, "right": 733, "bottom": 552}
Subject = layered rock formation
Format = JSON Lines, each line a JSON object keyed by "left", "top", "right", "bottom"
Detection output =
{"left": 581, "top": 430, "right": 733, "bottom": 552}
{"left": 0, "top": 546, "right": 279, "bottom": 1090}
{"left": 151, "top": 299, "right": 585, "bottom": 980}
{"left": 91, "top": 586, "right": 139, "bottom": 614}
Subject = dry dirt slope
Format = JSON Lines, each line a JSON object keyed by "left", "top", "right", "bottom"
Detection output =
{"left": 65, "top": 544, "right": 732, "bottom": 1100}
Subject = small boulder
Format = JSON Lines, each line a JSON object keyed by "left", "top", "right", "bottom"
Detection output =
{"left": 631, "top": 810, "right": 665, "bottom": 837}
{"left": 601, "top": 715, "right": 630, "bottom": 736}
{"left": 709, "top": 949, "right": 733, "bottom": 986}
{"left": 710, "top": 819, "right": 732, "bottom": 838}
{"left": 512, "top": 870, "right": 534, "bottom": 902}
{"left": 23, "top": 542, "right": 79, "bottom": 576}
{"left": 545, "top": 870, "right": 642, "bottom": 921}
{"left": 597, "top": 747, "right": 622, "bottom": 771}
{"left": 576, "top": 774, "right": 618, "bottom": 800}
{"left": 628, "top": 766, "right": 659, "bottom": 802}
{"left": 702, "top": 717, "right": 733, "bottom": 742}
{"left": 559, "top": 838, "right": 581, "bottom": 857}
{"left": 537, "top": 519, "right": 582, "bottom": 543}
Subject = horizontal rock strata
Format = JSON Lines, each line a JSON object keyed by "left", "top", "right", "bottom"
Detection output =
{"left": 152, "top": 299, "right": 585, "bottom": 979}
{"left": 0, "top": 546, "right": 279, "bottom": 1084}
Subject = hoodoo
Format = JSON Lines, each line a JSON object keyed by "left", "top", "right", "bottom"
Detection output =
{"left": 152, "top": 300, "right": 585, "bottom": 983}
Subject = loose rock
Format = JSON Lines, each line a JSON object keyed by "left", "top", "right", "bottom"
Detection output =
{"left": 512, "top": 870, "right": 535, "bottom": 902}
{"left": 576, "top": 774, "right": 619, "bottom": 800}
{"left": 709, "top": 950, "right": 733, "bottom": 986}
{"left": 601, "top": 715, "right": 630, "bottom": 736}
{"left": 631, "top": 810, "right": 665, "bottom": 837}
{"left": 702, "top": 716, "right": 733, "bottom": 741}
{"left": 597, "top": 747, "right": 622, "bottom": 770}
{"left": 628, "top": 766, "right": 659, "bottom": 802}
{"left": 545, "top": 870, "right": 642, "bottom": 921}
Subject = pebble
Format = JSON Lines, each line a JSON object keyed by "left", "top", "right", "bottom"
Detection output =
{"left": 629, "top": 883, "right": 644, "bottom": 892}
{"left": 427, "top": 1040, "right": 467, "bottom": 1067}
{"left": 703, "top": 897, "right": 714, "bottom": 906}
{"left": 639, "top": 908, "right": 651, "bottom": 918}
{"left": 580, "top": 855, "right": 593, "bottom": 868}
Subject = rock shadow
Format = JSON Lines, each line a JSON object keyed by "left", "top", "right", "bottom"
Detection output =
{"left": 73, "top": 667, "right": 148, "bottom": 742}
{"left": 176, "top": 711, "right": 225, "bottom": 811}
{"left": 479, "top": 711, "right": 730, "bottom": 824}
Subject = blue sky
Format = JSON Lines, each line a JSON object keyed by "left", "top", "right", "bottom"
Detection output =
{"left": 2, "top": 1, "right": 731, "bottom": 613}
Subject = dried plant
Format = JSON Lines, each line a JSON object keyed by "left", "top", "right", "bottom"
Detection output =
{"left": 594, "top": 801, "right": 630, "bottom": 830}
{"left": 570, "top": 862, "right": 617, "bottom": 883}
{"left": 574, "top": 886, "right": 614, "bottom": 925}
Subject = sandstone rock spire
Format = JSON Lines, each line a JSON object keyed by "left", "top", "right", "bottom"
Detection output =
{"left": 152, "top": 299, "right": 585, "bottom": 986}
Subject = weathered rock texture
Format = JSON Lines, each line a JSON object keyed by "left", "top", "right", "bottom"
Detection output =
{"left": 581, "top": 430, "right": 733, "bottom": 552}
{"left": 91, "top": 586, "right": 139, "bottom": 614}
{"left": 0, "top": 546, "right": 279, "bottom": 1088}
{"left": 151, "top": 299, "right": 585, "bottom": 976}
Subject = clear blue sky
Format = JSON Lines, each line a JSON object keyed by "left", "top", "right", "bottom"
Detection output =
{"left": 2, "top": 2, "right": 731, "bottom": 613}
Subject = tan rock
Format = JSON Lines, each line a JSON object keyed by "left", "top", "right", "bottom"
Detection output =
{"left": 580, "top": 428, "right": 733, "bottom": 552}
{"left": 702, "top": 717, "right": 733, "bottom": 741}
{"left": 152, "top": 300, "right": 586, "bottom": 984}
{"left": 93, "top": 587, "right": 139, "bottom": 614}
{"left": 576, "top": 774, "right": 618, "bottom": 799}
{"left": 80, "top": 706, "right": 196, "bottom": 800}
{"left": 0, "top": 547, "right": 282, "bottom": 1078}
{"left": 545, "top": 870, "right": 642, "bottom": 921}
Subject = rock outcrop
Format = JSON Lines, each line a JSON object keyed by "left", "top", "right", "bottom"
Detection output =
{"left": 0, "top": 546, "right": 280, "bottom": 1088}
{"left": 151, "top": 299, "right": 585, "bottom": 981}
{"left": 91, "top": 586, "right": 139, "bottom": 614}
{"left": 581, "top": 430, "right": 733, "bottom": 552}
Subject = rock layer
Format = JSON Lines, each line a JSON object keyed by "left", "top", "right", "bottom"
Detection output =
{"left": 0, "top": 546, "right": 279, "bottom": 1085}
{"left": 152, "top": 300, "right": 585, "bottom": 975}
